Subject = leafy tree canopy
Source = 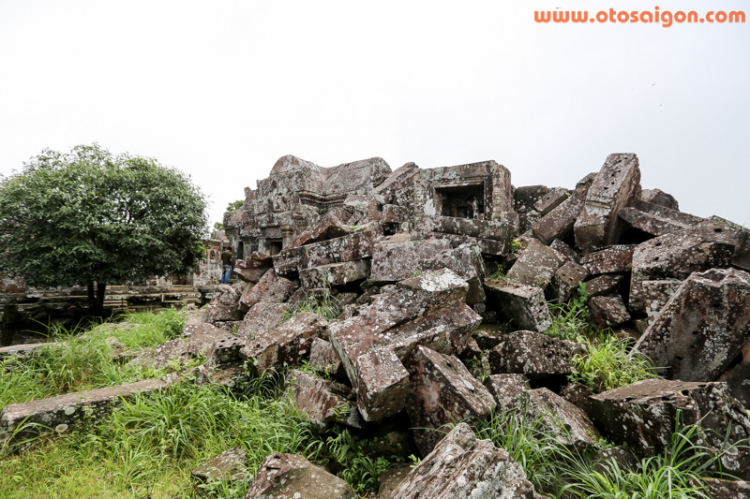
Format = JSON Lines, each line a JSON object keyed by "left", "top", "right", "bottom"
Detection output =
{"left": 225, "top": 199, "right": 243, "bottom": 214}
{"left": 0, "top": 144, "right": 208, "bottom": 309}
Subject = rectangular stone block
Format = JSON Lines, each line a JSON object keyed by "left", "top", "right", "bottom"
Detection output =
{"left": 574, "top": 153, "right": 641, "bottom": 252}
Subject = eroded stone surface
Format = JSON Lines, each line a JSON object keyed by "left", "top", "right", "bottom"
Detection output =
{"left": 309, "top": 338, "right": 345, "bottom": 378}
{"left": 532, "top": 172, "right": 596, "bottom": 244}
{"left": 300, "top": 260, "right": 371, "bottom": 289}
{"left": 533, "top": 187, "right": 569, "bottom": 216}
{"left": 619, "top": 200, "right": 703, "bottom": 236}
{"left": 289, "top": 370, "right": 358, "bottom": 430}
{"left": 391, "top": 423, "right": 539, "bottom": 499}
{"left": 236, "top": 302, "right": 289, "bottom": 340}
{"left": 369, "top": 235, "right": 451, "bottom": 282}
{"left": 629, "top": 222, "right": 735, "bottom": 310}
{"left": 489, "top": 330, "right": 584, "bottom": 381}
{"left": 239, "top": 270, "right": 298, "bottom": 309}
{"left": 635, "top": 268, "right": 750, "bottom": 382}
{"left": 589, "top": 379, "right": 750, "bottom": 477}
{"left": 574, "top": 153, "right": 641, "bottom": 253}
{"left": 405, "top": 345, "right": 496, "bottom": 456}
{"left": 507, "top": 238, "right": 567, "bottom": 289}
{"left": 192, "top": 448, "right": 248, "bottom": 484}
{"left": 588, "top": 294, "right": 631, "bottom": 329}
{"left": 484, "top": 280, "right": 552, "bottom": 332}
{"left": 206, "top": 284, "right": 244, "bottom": 322}
{"left": 550, "top": 260, "right": 589, "bottom": 303}
{"left": 244, "top": 452, "right": 355, "bottom": 499}
{"left": 585, "top": 274, "right": 625, "bottom": 297}
{"left": 582, "top": 245, "right": 635, "bottom": 276}
{"left": 639, "top": 188, "right": 679, "bottom": 210}
{"left": 240, "top": 312, "right": 327, "bottom": 375}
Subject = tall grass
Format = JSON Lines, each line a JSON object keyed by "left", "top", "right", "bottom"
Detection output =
{"left": 543, "top": 283, "right": 658, "bottom": 393}
{"left": 0, "top": 376, "right": 322, "bottom": 498}
{"left": 0, "top": 309, "right": 185, "bottom": 408}
{"left": 571, "top": 334, "right": 657, "bottom": 393}
{"left": 473, "top": 410, "right": 745, "bottom": 498}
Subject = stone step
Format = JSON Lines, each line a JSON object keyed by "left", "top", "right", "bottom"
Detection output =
{"left": 0, "top": 379, "right": 168, "bottom": 448}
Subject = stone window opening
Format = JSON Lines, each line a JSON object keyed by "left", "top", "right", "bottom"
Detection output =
{"left": 267, "top": 239, "right": 283, "bottom": 256}
{"left": 435, "top": 184, "right": 485, "bottom": 219}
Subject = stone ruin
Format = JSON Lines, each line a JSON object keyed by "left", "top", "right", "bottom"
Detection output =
{"left": 3, "top": 152, "right": 750, "bottom": 497}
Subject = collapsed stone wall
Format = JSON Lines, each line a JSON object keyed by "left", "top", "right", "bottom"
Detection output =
{"left": 5, "top": 152, "right": 750, "bottom": 497}
{"left": 202, "top": 152, "right": 750, "bottom": 494}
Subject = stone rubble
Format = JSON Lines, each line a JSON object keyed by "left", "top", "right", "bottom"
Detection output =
{"left": 5, "top": 151, "right": 750, "bottom": 496}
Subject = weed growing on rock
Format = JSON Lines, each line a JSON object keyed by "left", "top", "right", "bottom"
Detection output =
{"left": 571, "top": 334, "right": 658, "bottom": 393}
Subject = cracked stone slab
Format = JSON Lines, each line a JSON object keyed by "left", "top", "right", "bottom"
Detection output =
{"left": 369, "top": 235, "right": 451, "bottom": 282}
{"left": 1, "top": 379, "right": 168, "bottom": 447}
{"left": 629, "top": 221, "right": 735, "bottom": 311}
{"left": 244, "top": 452, "right": 355, "bottom": 499}
{"left": 300, "top": 260, "right": 371, "bottom": 289}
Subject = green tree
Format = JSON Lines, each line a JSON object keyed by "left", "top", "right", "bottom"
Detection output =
{"left": 225, "top": 199, "right": 243, "bottom": 214}
{"left": 0, "top": 144, "right": 208, "bottom": 314}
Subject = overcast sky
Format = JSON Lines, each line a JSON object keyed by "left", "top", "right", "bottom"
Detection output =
{"left": 1, "top": 0, "right": 748, "bottom": 228}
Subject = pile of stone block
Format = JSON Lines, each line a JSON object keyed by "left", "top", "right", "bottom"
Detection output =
{"left": 4, "top": 151, "right": 750, "bottom": 497}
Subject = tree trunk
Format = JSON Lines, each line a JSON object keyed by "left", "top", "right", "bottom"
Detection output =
{"left": 92, "top": 282, "right": 106, "bottom": 316}
{"left": 87, "top": 281, "right": 95, "bottom": 309}
{"left": 96, "top": 282, "right": 107, "bottom": 315}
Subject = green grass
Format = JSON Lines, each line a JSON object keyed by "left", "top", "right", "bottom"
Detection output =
{"left": 0, "top": 366, "right": 400, "bottom": 498}
{"left": 0, "top": 309, "right": 185, "bottom": 408}
{"left": 571, "top": 334, "right": 658, "bottom": 393}
{"left": 473, "top": 410, "right": 746, "bottom": 498}
{"left": 279, "top": 284, "right": 340, "bottom": 323}
{"left": 543, "top": 283, "right": 658, "bottom": 393}
{"left": 0, "top": 374, "right": 321, "bottom": 498}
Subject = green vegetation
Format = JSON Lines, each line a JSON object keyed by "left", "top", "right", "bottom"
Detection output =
{"left": 571, "top": 334, "right": 657, "bottom": 393}
{"left": 510, "top": 239, "right": 523, "bottom": 253}
{"left": 0, "top": 310, "right": 184, "bottom": 408}
{"left": 543, "top": 282, "right": 658, "bottom": 393}
{"left": 225, "top": 200, "right": 244, "bottom": 215}
{"left": 1, "top": 361, "right": 400, "bottom": 498}
{"left": 280, "top": 281, "right": 340, "bottom": 323}
{"left": 0, "top": 144, "right": 208, "bottom": 313}
{"left": 472, "top": 410, "right": 746, "bottom": 498}
{"left": 1, "top": 374, "right": 319, "bottom": 498}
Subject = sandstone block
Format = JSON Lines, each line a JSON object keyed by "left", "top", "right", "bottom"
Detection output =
{"left": 244, "top": 452, "right": 354, "bottom": 499}
{"left": 635, "top": 268, "right": 750, "bottom": 382}
{"left": 391, "top": 423, "right": 540, "bottom": 498}
{"left": 574, "top": 153, "right": 641, "bottom": 252}
{"left": 405, "top": 345, "right": 496, "bottom": 456}
{"left": 484, "top": 280, "right": 552, "bottom": 332}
